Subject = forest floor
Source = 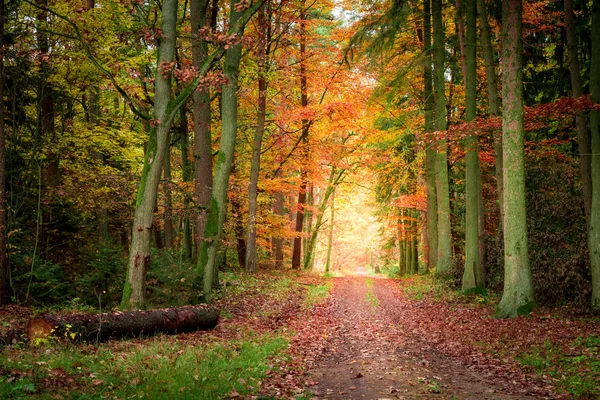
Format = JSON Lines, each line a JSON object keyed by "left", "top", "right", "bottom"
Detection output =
{"left": 0, "top": 270, "right": 599, "bottom": 399}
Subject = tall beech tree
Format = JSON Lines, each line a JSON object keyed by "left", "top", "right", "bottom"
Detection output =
{"left": 495, "top": 0, "right": 535, "bottom": 317}
{"left": 432, "top": 0, "right": 452, "bottom": 274}
{"left": 590, "top": 0, "right": 600, "bottom": 307}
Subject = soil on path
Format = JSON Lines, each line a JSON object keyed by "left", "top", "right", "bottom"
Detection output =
{"left": 307, "top": 276, "right": 538, "bottom": 400}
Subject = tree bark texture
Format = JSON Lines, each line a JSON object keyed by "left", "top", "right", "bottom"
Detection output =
{"left": 424, "top": 0, "right": 438, "bottom": 272}
{"left": 462, "top": 0, "right": 483, "bottom": 290}
{"left": 477, "top": 0, "right": 503, "bottom": 234}
{"left": 432, "top": 0, "right": 452, "bottom": 274}
{"left": 496, "top": 0, "right": 535, "bottom": 317}
{"left": 163, "top": 147, "right": 174, "bottom": 249}
{"left": 565, "top": 0, "right": 592, "bottom": 228}
{"left": 27, "top": 305, "right": 219, "bottom": 343}
{"left": 0, "top": 0, "right": 8, "bottom": 305}
{"left": 292, "top": 1, "right": 309, "bottom": 270}
{"left": 589, "top": 0, "right": 600, "bottom": 307}
{"left": 121, "top": 0, "right": 177, "bottom": 310}
{"left": 191, "top": 0, "right": 213, "bottom": 259}
{"left": 179, "top": 107, "right": 193, "bottom": 259}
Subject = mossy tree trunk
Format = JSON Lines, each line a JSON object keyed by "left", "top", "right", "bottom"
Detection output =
{"left": 462, "top": 0, "right": 482, "bottom": 290}
{"left": 495, "top": 0, "right": 535, "bottom": 317}
{"left": 589, "top": 0, "right": 600, "bottom": 307}
{"left": 432, "top": 0, "right": 452, "bottom": 274}
{"left": 198, "top": 0, "right": 245, "bottom": 303}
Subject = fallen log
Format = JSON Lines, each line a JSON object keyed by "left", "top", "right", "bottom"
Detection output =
{"left": 26, "top": 304, "right": 219, "bottom": 343}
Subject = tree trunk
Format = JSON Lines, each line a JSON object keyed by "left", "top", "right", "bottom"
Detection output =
{"left": 589, "top": 0, "right": 600, "bottom": 307}
{"left": 303, "top": 169, "right": 344, "bottom": 270}
{"left": 477, "top": 0, "right": 503, "bottom": 235}
{"left": 27, "top": 305, "right": 219, "bottom": 343}
{"left": 199, "top": 0, "right": 245, "bottom": 303}
{"left": 180, "top": 107, "right": 193, "bottom": 259}
{"left": 565, "top": 0, "right": 592, "bottom": 228}
{"left": 121, "top": 0, "right": 177, "bottom": 310}
{"left": 0, "top": 0, "right": 7, "bottom": 305}
{"left": 231, "top": 187, "right": 247, "bottom": 268}
{"left": 433, "top": 0, "right": 452, "bottom": 274}
{"left": 462, "top": 0, "right": 482, "bottom": 290}
{"left": 245, "top": 3, "right": 268, "bottom": 273}
{"left": 191, "top": 0, "right": 213, "bottom": 260}
{"left": 495, "top": 0, "right": 535, "bottom": 317}
{"left": 424, "top": 0, "right": 437, "bottom": 272}
{"left": 163, "top": 147, "right": 174, "bottom": 250}
{"left": 272, "top": 169, "right": 284, "bottom": 268}
{"left": 292, "top": 1, "right": 309, "bottom": 270}
{"left": 325, "top": 188, "right": 335, "bottom": 273}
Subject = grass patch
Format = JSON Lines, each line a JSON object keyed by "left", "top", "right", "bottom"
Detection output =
{"left": 516, "top": 336, "right": 600, "bottom": 399}
{"left": 303, "top": 284, "right": 330, "bottom": 309}
{"left": 366, "top": 291, "right": 379, "bottom": 308}
{"left": 0, "top": 333, "right": 288, "bottom": 399}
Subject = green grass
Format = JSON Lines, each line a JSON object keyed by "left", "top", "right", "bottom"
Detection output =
{"left": 366, "top": 291, "right": 379, "bottom": 308}
{"left": 516, "top": 336, "right": 600, "bottom": 399}
{"left": 0, "top": 333, "right": 288, "bottom": 399}
{"left": 303, "top": 283, "right": 330, "bottom": 309}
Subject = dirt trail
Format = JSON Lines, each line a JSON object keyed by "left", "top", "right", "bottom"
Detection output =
{"left": 308, "top": 276, "right": 535, "bottom": 400}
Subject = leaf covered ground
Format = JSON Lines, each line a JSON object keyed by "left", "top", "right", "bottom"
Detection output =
{"left": 1, "top": 271, "right": 599, "bottom": 399}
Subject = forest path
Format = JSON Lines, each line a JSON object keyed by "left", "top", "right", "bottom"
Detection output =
{"left": 307, "top": 276, "right": 531, "bottom": 400}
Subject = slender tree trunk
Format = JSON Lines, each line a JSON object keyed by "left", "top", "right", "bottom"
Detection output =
{"left": 245, "top": 3, "right": 268, "bottom": 272}
{"left": 495, "top": 0, "right": 535, "bottom": 317}
{"left": 477, "top": 0, "right": 503, "bottom": 234}
{"left": 0, "top": 0, "right": 8, "bottom": 305}
{"left": 163, "top": 147, "right": 174, "bottom": 250}
{"left": 199, "top": 0, "right": 245, "bottom": 303}
{"left": 273, "top": 170, "right": 284, "bottom": 268}
{"left": 231, "top": 185, "right": 247, "bottom": 268}
{"left": 191, "top": 0, "right": 213, "bottom": 259}
{"left": 589, "top": 0, "right": 600, "bottom": 307}
{"left": 565, "top": 0, "right": 592, "bottom": 227}
{"left": 325, "top": 188, "right": 335, "bottom": 273}
{"left": 303, "top": 169, "right": 343, "bottom": 270}
{"left": 410, "top": 210, "right": 418, "bottom": 274}
{"left": 424, "top": 0, "right": 437, "bottom": 272}
{"left": 462, "top": 0, "right": 482, "bottom": 290}
{"left": 433, "top": 0, "right": 452, "bottom": 274}
{"left": 292, "top": 1, "right": 309, "bottom": 270}
{"left": 121, "top": 0, "right": 178, "bottom": 310}
{"left": 180, "top": 107, "right": 193, "bottom": 259}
